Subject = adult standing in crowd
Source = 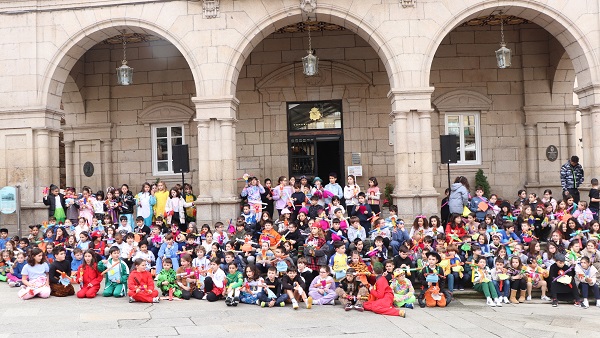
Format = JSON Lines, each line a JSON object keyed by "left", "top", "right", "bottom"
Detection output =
{"left": 560, "top": 155, "right": 584, "bottom": 203}
{"left": 448, "top": 176, "right": 470, "bottom": 216}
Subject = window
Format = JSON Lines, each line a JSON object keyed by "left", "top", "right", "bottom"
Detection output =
{"left": 151, "top": 124, "right": 184, "bottom": 175}
{"left": 445, "top": 113, "right": 480, "bottom": 164}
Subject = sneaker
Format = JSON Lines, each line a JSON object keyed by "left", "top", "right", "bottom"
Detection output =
{"left": 345, "top": 303, "right": 353, "bottom": 311}
{"left": 405, "top": 303, "right": 414, "bottom": 309}
{"left": 574, "top": 301, "right": 581, "bottom": 308}
{"left": 202, "top": 294, "right": 207, "bottom": 300}
{"left": 153, "top": 297, "right": 160, "bottom": 303}
{"left": 495, "top": 298, "right": 503, "bottom": 307}
{"left": 526, "top": 295, "right": 531, "bottom": 301}
{"left": 8, "top": 281, "right": 15, "bottom": 287}
{"left": 354, "top": 304, "right": 364, "bottom": 312}
{"left": 306, "top": 296, "right": 313, "bottom": 309}
{"left": 292, "top": 300, "right": 299, "bottom": 310}
{"left": 260, "top": 301, "right": 266, "bottom": 308}
{"left": 503, "top": 296, "right": 510, "bottom": 304}
{"left": 552, "top": 299, "right": 558, "bottom": 307}
{"left": 486, "top": 298, "right": 496, "bottom": 307}
{"left": 279, "top": 302, "right": 285, "bottom": 307}
{"left": 582, "top": 299, "right": 589, "bottom": 309}
{"left": 541, "top": 295, "right": 551, "bottom": 301}
{"left": 225, "top": 297, "right": 232, "bottom": 306}
{"left": 459, "top": 288, "right": 465, "bottom": 291}
{"left": 328, "top": 299, "right": 335, "bottom": 305}
{"left": 129, "top": 297, "right": 135, "bottom": 303}
{"left": 154, "top": 276, "right": 158, "bottom": 281}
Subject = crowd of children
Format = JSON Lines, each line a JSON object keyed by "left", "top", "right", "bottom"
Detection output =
{"left": 0, "top": 173, "right": 598, "bottom": 314}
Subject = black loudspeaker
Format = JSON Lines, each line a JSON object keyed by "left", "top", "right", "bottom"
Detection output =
{"left": 440, "top": 135, "right": 458, "bottom": 164}
{"left": 172, "top": 144, "right": 190, "bottom": 173}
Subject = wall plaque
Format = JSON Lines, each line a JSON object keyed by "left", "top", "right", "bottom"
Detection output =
{"left": 546, "top": 145, "right": 558, "bottom": 162}
{"left": 83, "top": 161, "right": 94, "bottom": 177}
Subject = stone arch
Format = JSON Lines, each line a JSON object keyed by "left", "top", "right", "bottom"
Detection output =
{"left": 550, "top": 51, "right": 577, "bottom": 106}
{"left": 61, "top": 75, "right": 85, "bottom": 119}
{"left": 423, "top": 0, "right": 596, "bottom": 90}
{"left": 225, "top": 4, "right": 399, "bottom": 96}
{"left": 42, "top": 18, "right": 202, "bottom": 110}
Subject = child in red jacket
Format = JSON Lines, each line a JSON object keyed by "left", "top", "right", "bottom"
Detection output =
{"left": 128, "top": 258, "right": 159, "bottom": 303}
{"left": 363, "top": 264, "right": 406, "bottom": 317}
{"left": 76, "top": 249, "right": 104, "bottom": 298}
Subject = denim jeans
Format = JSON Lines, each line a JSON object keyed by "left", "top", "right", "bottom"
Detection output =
{"left": 492, "top": 279, "right": 510, "bottom": 297}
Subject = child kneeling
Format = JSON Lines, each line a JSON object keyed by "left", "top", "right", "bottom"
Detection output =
{"left": 128, "top": 258, "right": 159, "bottom": 303}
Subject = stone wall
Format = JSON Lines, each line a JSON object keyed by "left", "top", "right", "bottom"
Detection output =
{"left": 235, "top": 29, "right": 394, "bottom": 191}
{"left": 62, "top": 39, "right": 198, "bottom": 193}
{"left": 430, "top": 24, "right": 577, "bottom": 199}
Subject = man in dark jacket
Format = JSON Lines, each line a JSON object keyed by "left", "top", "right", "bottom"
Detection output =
{"left": 560, "top": 156, "right": 584, "bottom": 203}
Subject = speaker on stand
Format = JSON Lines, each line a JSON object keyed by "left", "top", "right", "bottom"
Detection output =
{"left": 172, "top": 144, "right": 190, "bottom": 187}
{"left": 440, "top": 135, "right": 458, "bottom": 194}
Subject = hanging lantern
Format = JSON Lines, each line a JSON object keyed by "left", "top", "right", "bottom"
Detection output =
{"left": 496, "top": 42, "right": 512, "bottom": 69}
{"left": 302, "top": 26, "right": 318, "bottom": 76}
{"left": 116, "top": 31, "right": 133, "bottom": 85}
{"left": 495, "top": 15, "right": 511, "bottom": 69}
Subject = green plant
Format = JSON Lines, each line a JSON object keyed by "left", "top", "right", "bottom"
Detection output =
{"left": 475, "top": 169, "right": 491, "bottom": 199}
{"left": 383, "top": 183, "right": 394, "bottom": 207}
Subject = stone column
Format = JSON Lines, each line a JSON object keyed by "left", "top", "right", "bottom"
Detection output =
{"left": 589, "top": 106, "right": 600, "bottom": 179}
{"left": 64, "top": 141, "right": 74, "bottom": 188}
{"left": 580, "top": 108, "right": 592, "bottom": 170}
{"left": 192, "top": 96, "right": 240, "bottom": 222}
{"left": 565, "top": 121, "right": 578, "bottom": 158}
{"left": 101, "top": 139, "right": 113, "bottom": 188}
{"left": 35, "top": 129, "right": 51, "bottom": 203}
{"left": 524, "top": 124, "right": 539, "bottom": 185}
{"left": 388, "top": 88, "right": 438, "bottom": 218}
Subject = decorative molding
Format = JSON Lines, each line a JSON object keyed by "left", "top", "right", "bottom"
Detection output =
{"left": 202, "top": 0, "right": 219, "bottom": 19}
{"left": 138, "top": 102, "right": 195, "bottom": 125}
{"left": 432, "top": 89, "right": 492, "bottom": 112}
{"left": 400, "top": 0, "right": 416, "bottom": 8}
{"left": 256, "top": 62, "right": 372, "bottom": 90}
{"left": 300, "top": 0, "right": 316, "bottom": 13}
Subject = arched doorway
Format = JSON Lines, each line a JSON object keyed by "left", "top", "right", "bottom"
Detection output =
{"left": 426, "top": 4, "right": 596, "bottom": 199}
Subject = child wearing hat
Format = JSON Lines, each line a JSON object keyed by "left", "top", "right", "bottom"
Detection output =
{"left": 549, "top": 253, "right": 581, "bottom": 307}
{"left": 417, "top": 251, "right": 450, "bottom": 308}
{"left": 391, "top": 268, "right": 416, "bottom": 309}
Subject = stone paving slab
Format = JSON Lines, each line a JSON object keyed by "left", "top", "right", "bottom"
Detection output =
{"left": 1, "top": 283, "right": 599, "bottom": 337}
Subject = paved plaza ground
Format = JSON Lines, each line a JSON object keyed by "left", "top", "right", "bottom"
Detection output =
{"left": 0, "top": 284, "right": 598, "bottom": 338}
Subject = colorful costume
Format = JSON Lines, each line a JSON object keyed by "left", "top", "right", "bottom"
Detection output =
{"left": 98, "top": 258, "right": 129, "bottom": 298}
{"left": 157, "top": 268, "right": 181, "bottom": 298}
{"left": 364, "top": 275, "right": 405, "bottom": 317}
{"left": 128, "top": 270, "right": 159, "bottom": 302}
{"left": 76, "top": 263, "right": 103, "bottom": 298}
{"left": 391, "top": 278, "right": 416, "bottom": 307}
{"left": 418, "top": 265, "right": 449, "bottom": 308}
{"left": 136, "top": 192, "right": 156, "bottom": 227}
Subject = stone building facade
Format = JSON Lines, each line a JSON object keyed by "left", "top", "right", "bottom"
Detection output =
{"left": 1, "top": 0, "right": 599, "bottom": 230}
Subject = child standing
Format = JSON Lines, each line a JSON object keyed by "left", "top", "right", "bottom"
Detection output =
{"left": 153, "top": 181, "right": 170, "bottom": 222}
{"left": 366, "top": 177, "right": 381, "bottom": 215}
{"left": 128, "top": 258, "right": 160, "bottom": 303}
{"left": 136, "top": 183, "right": 156, "bottom": 227}
{"left": 165, "top": 188, "right": 185, "bottom": 232}
{"left": 99, "top": 246, "right": 129, "bottom": 298}
{"left": 75, "top": 249, "right": 103, "bottom": 298}
{"left": 344, "top": 175, "right": 360, "bottom": 215}
{"left": 42, "top": 184, "right": 67, "bottom": 224}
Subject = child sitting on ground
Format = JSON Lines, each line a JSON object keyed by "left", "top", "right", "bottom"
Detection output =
{"left": 98, "top": 246, "right": 129, "bottom": 298}
{"left": 128, "top": 258, "right": 159, "bottom": 303}
{"left": 472, "top": 257, "right": 503, "bottom": 307}
{"left": 157, "top": 258, "right": 180, "bottom": 299}
{"left": 391, "top": 269, "right": 416, "bottom": 309}
{"left": 363, "top": 264, "right": 405, "bottom": 317}
{"left": 259, "top": 266, "right": 288, "bottom": 307}
{"left": 225, "top": 262, "right": 243, "bottom": 306}
{"left": 281, "top": 266, "right": 310, "bottom": 310}
{"left": 335, "top": 267, "right": 368, "bottom": 311}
